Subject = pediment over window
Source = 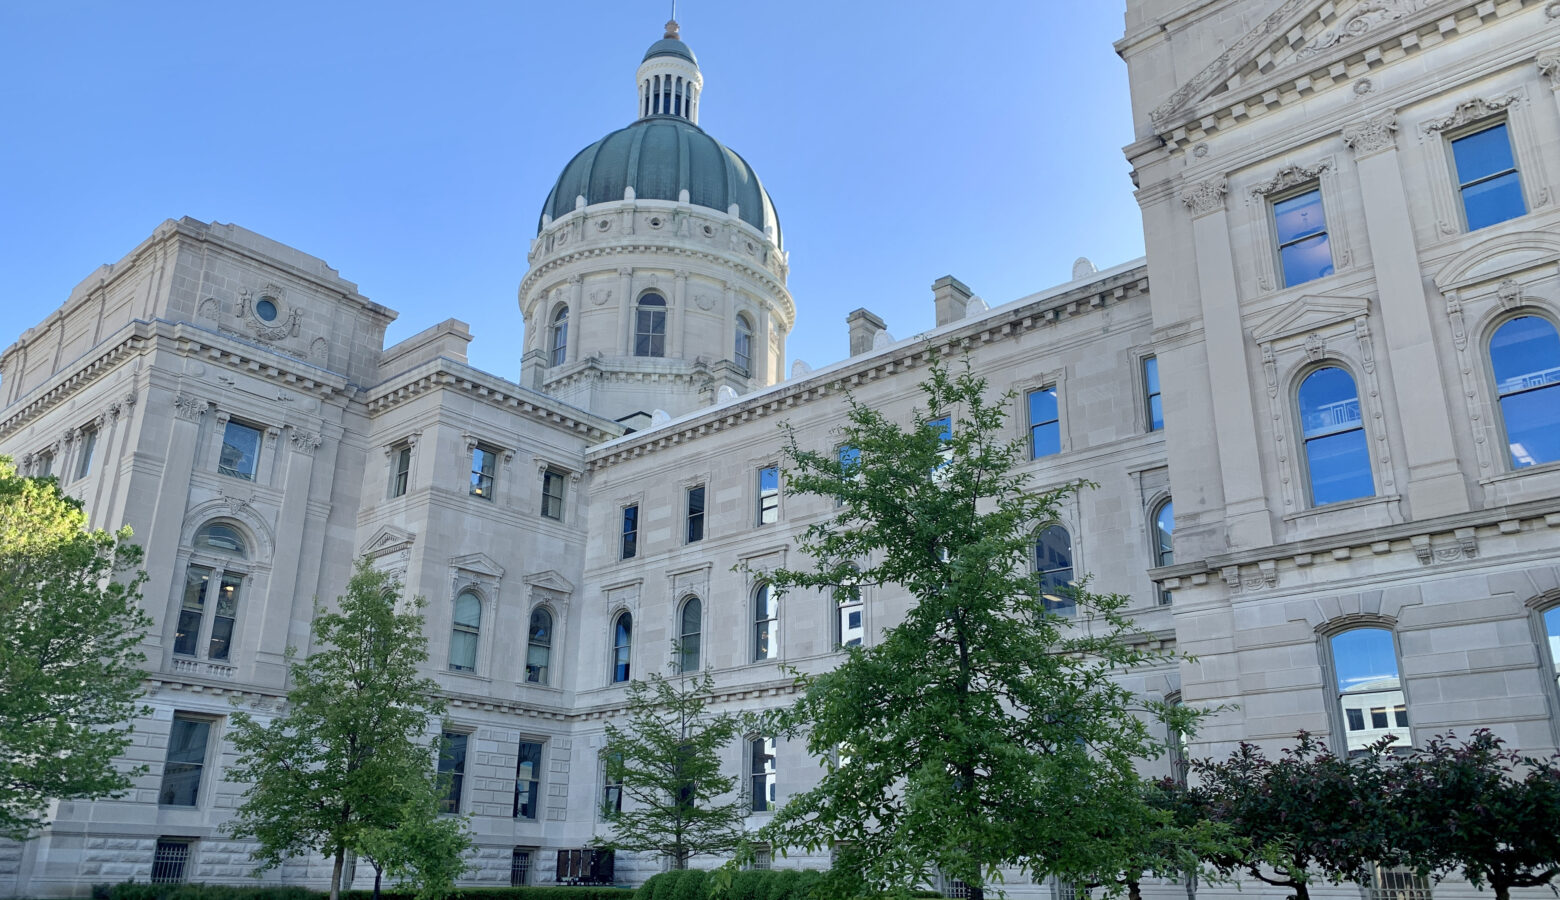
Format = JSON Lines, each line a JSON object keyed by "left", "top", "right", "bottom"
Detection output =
{"left": 1252, "top": 294, "right": 1370, "bottom": 344}
{"left": 1434, "top": 230, "right": 1560, "bottom": 294}
{"left": 450, "top": 552, "right": 504, "bottom": 581}
{"left": 360, "top": 524, "right": 416, "bottom": 560}
{"left": 1150, "top": 0, "right": 1443, "bottom": 131}
{"left": 524, "top": 569, "right": 575, "bottom": 595}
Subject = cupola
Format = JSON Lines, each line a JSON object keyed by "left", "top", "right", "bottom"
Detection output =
{"left": 636, "top": 20, "right": 703, "bottom": 124}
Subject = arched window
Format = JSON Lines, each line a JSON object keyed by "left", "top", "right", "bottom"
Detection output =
{"left": 1542, "top": 605, "right": 1560, "bottom": 692}
{"left": 1152, "top": 499, "right": 1174, "bottom": 606}
{"left": 1298, "top": 366, "right": 1374, "bottom": 506}
{"left": 1035, "top": 524, "right": 1074, "bottom": 616}
{"left": 176, "top": 521, "right": 249, "bottom": 662}
{"left": 635, "top": 293, "right": 666, "bottom": 357}
{"left": 611, "top": 611, "right": 633, "bottom": 683}
{"left": 735, "top": 314, "right": 754, "bottom": 374}
{"left": 678, "top": 597, "right": 702, "bottom": 674}
{"left": 1329, "top": 627, "right": 1407, "bottom": 755}
{"left": 1489, "top": 315, "right": 1560, "bottom": 468}
{"left": 753, "top": 583, "right": 778, "bottom": 661}
{"left": 550, "top": 306, "right": 569, "bottom": 367}
{"left": 526, "top": 608, "right": 552, "bottom": 685}
{"left": 449, "top": 591, "right": 481, "bottom": 672}
{"left": 194, "top": 522, "right": 247, "bottom": 556}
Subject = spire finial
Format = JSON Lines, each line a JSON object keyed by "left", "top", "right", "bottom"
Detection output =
{"left": 664, "top": 18, "right": 679, "bottom": 39}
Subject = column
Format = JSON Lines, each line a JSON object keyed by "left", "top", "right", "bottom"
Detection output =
{"left": 142, "top": 391, "right": 208, "bottom": 656}
{"left": 616, "top": 266, "right": 635, "bottom": 355}
{"left": 1343, "top": 111, "right": 1470, "bottom": 517}
{"left": 255, "top": 426, "right": 322, "bottom": 681}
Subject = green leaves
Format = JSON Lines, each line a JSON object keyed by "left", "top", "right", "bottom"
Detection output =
{"left": 224, "top": 559, "right": 468, "bottom": 900}
{"left": 0, "top": 456, "right": 150, "bottom": 840}
{"left": 599, "top": 668, "right": 749, "bottom": 869}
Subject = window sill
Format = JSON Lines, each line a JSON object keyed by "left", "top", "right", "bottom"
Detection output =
{"left": 1480, "top": 460, "right": 1560, "bottom": 506}
{"left": 1480, "top": 458, "right": 1560, "bottom": 485}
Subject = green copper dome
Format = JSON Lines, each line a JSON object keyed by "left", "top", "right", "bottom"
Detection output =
{"left": 538, "top": 117, "right": 781, "bottom": 247}
{"left": 643, "top": 37, "right": 696, "bottom": 64}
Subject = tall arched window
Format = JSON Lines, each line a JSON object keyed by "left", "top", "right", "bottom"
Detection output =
{"left": 753, "top": 583, "right": 778, "bottom": 661}
{"left": 550, "top": 306, "right": 569, "bottom": 367}
{"left": 450, "top": 591, "right": 481, "bottom": 672}
{"left": 1298, "top": 366, "right": 1374, "bottom": 506}
{"left": 734, "top": 314, "right": 754, "bottom": 374}
{"left": 611, "top": 611, "right": 633, "bottom": 683}
{"left": 176, "top": 521, "right": 249, "bottom": 662}
{"left": 1489, "top": 315, "right": 1560, "bottom": 468}
{"left": 1152, "top": 499, "right": 1174, "bottom": 606}
{"left": 526, "top": 607, "right": 552, "bottom": 685}
{"left": 678, "top": 596, "right": 702, "bottom": 674}
{"left": 1329, "top": 627, "right": 1407, "bottom": 755}
{"left": 1035, "top": 524, "right": 1074, "bottom": 616}
{"left": 1542, "top": 604, "right": 1560, "bottom": 692}
{"left": 635, "top": 294, "right": 667, "bottom": 357}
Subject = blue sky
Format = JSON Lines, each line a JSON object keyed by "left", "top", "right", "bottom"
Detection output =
{"left": 0, "top": 2, "right": 1146, "bottom": 385}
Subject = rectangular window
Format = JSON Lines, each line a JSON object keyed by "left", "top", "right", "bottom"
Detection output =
{"left": 838, "top": 592, "right": 864, "bottom": 649}
{"left": 151, "top": 838, "right": 193, "bottom": 884}
{"left": 514, "top": 741, "right": 544, "bottom": 820}
{"left": 1273, "top": 187, "right": 1333, "bottom": 287}
{"left": 750, "top": 736, "right": 777, "bottom": 812}
{"left": 928, "top": 416, "right": 953, "bottom": 469}
{"left": 511, "top": 848, "right": 534, "bottom": 887}
{"left": 218, "top": 421, "right": 263, "bottom": 480}
{"left": 602, "top": 751, "right": 624, "bottom": 818}
{"left": 174, "top": 567, "right": 210, "bottom": 657}
{"left": 159, "top": 716, "right": 212, "bottom": 807}
{"left": 1394, "top": 705, "right": 1409, "bottom": 728}
{"left": 541, "top": 469, "right": 566, "bottom": 520}
{"left": 1451, "top": 122, "right": 1525, "bottom": 231}
{"left": 1028, "top": 388, "right": 1060, "bottom": 458}
{"left": 686, "top": 485, "right": 705, "bottom": 543}
{"left": 75, "top": 426, "right": 97, "bottom": 480}
{"left": 390, "top": 444, "right": 412, "bottom": 498}
{"left": 1370, "top": 707, "right": 1389, "bottom": 729}
{"left": 439, "top": 732, "right": 468, "bottom": 814}
{"left": 470, "top": 445, "right": 498, "bottom": 500}
{"left": 35, "top": 451, "right": 53, "bottom": 479}
{"left": 1143, "top": 356, "right": 1163, "bottom": 432}
{"left": 1346, "top": 707, "right": 1365, "bottom": 731}
{"left": 207, "top": 573, "right": 242, "bottom": 661}
{"left": 757, "top": 466, "right": 779, "bottom": 525}
{"left": 620, "top": 505, "right": 639, "bottom": 559}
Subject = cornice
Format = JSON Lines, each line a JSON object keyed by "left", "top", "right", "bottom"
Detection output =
{"left": 364, "top": 356, "right": 622, "bottom": 443}
{"left": 1152, "top": 0, "right": 1539, "bottom": 152}
{"left": 0, "top": 323, "right": 150, "bottom": 441}
{"left": 585, "top": 264, "right": 1151, "bottom": 471}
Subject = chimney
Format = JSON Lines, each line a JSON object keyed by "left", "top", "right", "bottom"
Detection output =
{"left": 846, "top": 308, "right": 887, "bottom": 356}
{"left": 932, "top": 275, "right": 973, "bottom": 326}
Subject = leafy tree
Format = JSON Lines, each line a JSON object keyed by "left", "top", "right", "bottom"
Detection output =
{"left": 1192, "top": 732, "right": 1400, "bottom": 900}
{"left": 755, "top": 359, "right": 1181, "bottom": 900}
{"left": 1394, "top": 729, "right": 1560, "bottom": 900}
{"left": 0, "top": 456, "right": 151, "bottom": 839}
{"left": 1063, "top": 777, "right": 1236, "bottom": 900}
{"left": 600, "top": 668, "right": 748, "bottom": 869}
{"left": 358, "top": 784, "right": 471, "bottom": 900}
{"left": 225, "top": 559, "right": 468, "bottom": 900}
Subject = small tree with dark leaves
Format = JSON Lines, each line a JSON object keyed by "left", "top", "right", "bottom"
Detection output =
{"left": 1394, "top": 729, "right": 1560, "bottom": 900}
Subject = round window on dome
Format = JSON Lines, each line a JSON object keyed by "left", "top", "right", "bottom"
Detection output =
{"left": 648, "top": 216, "right": 663, "bottom": 229}
{"left": 255, "top": 298, "right": 278, "bottom": 322}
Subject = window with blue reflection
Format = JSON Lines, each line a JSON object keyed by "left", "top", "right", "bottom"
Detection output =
{"left": 753, "top": 583, "right": 778, "bottom": 661}
{"left": 1544, "top": 607, "right": 1560, "bottom": 690}
{"left": 1143, "top": 357, "right": 1163, "bottom": 432}
{"left": 1273, "top": 189, "right": 1333, "bottom": 287}
{"left": 1452, "top": 123, "right": 1525, "bottom": 231}
{"left": 1028, "top": 388, "right": 1060, "bottom": 458}
{"left": 611, "top": 612, "right": 632, "bottom": 683}
{"left": 1153, "top": 499, "right": 1174, "bottom": 606}
{"left": 1330, "top": 627, "right": 1407, "bottom": 754}
{"left": 1034, "top": 524, "right": 1074, "bottom": 616}
{"left": 1298, "top": 367, "right": 1374, "bottom": 506}
{"left": 1489, "top": 316, "right": 1560, "bottom": 468}
{"left": 928, "top": 416, "right": 953, "bottom": 469}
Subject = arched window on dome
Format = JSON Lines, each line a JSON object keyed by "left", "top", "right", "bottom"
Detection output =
{"left": 635, "top": 294, "right": 667, "bottom": 357}
{"left": 550, "top": 306, "right": 569, "bottom": 367}
{"left": 526, "top": 607, "right": 552, "bottom": 685}
{"left": 1489, "top": 314, "right": 1560, "bottom": 468}
{"left": 1298, "top": 366, "right": 1374, "bottom": 506}
{"left": 735, "top": 314, "right": 754, "bottom": 375}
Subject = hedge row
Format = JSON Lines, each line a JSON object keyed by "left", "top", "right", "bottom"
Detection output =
{"left": 633, "top": 870, "right": 944, "bottom": 900}
{"left": 98, "top": 885, "right": 635, "bottom": 900}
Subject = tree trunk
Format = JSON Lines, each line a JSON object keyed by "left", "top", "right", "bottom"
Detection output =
{"left": 969, "top": 885, "right": 984, "bottom": 900}
{"left": 1128, "top": 881, "right": 1143, "bottom": 900}
{"left": 330, "top": 847, "right": 345, "bottom": 900}
{"left": 374, "top": 865, "right": 383, "bottom": 900}
{"left": 1291, "top": 882, "right": 1310, "bottom": 900}
{"left": 1493, "top": 882, "right": 1510, "bottom": 900}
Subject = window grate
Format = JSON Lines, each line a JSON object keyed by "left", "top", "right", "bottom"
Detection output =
{"left": 151, "top": 839, "right": 192, "bottom": 883}
{"left": 1371, "top": 866, "right": 1432, "bottom": 900}
{"left": 945, "top": 879, "right": 971, "bottom": 899}
{"left": 1053, "top": 880, "right": 1084, "bottom": 900}
{"left": 511, "top": 848, "right": 533, "bottom": 886}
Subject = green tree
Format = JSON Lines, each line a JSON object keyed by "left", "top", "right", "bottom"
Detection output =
{"left": 756, "top": 360, "right": 1181, "bottom": 900}
{"left": 1063, "top": 777, "right": 1235, "bottom": 900}
{"left": 1395, "top": 729, "right": 1560, "bottom": 900}
{"left": 358, "top": 784, "right": 471, "bottom": 900}
{"left": 225, "top": 559, "right": 468, "bottom": 900}
{"left": 1192, "top": 733, "right": 1401, "bottom": 900}
{"left": 0, "top": 456, "right": 150, "bottom": 840}
{"left": 600, "top": 668, "right": 748, "bottom": 869}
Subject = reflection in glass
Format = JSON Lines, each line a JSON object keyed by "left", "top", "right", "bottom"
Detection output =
{"left": 754, "top": 583, "right": 778, "bottom": 661}
{"left": 1331, "top": 628, "right": 1407, "bottom": 754}
{"left": 1545, "top": 607, "right": 1560, "bottom": 690}
{"left": 1274, "top": 189, "right": 1333, "bottom": 286}
{"left": 1490, "top": 316, "right": 1560, "bottom": 468}
{"left": 757, "top": 466, "right": 779, "bottom": 524}
{"left": 1153, "top": 500, "right": 1175, "bottom": 606}
{"left": 611, "top": 612, "right": 632, "bottom": 683}
{"left": 1028, "top": 388, "right": 1060, "bottom": 458}
{"left": 449, "top": 592, "right": 481, "bottom": 672}
{"left": 160, "top": 717, "right": 211, "bottom": 806}
{"left": 514, "top": 741, "right": 543, "bottom": 820}
{"left": 1452, "top": 124, "right": 1525, "bottom": 230}
{"left": 527, "top": 608, "right": 552, "bottom": 684}
{"left": 219, "top": 422, "right": 262, "bottom": 480}
{"left": 438, "top": 732, "right": 467, "bottom": 813}
{"left": 750, "top": 736, "right": 777, "bottom": 812}
{"left": 1144, "top": 357, "right": 1163, "bottom": 431}
{"left": 679, "top": 597, "right": 702, "bottom": 674}
{"left": 635, "top": 294, "right": 667, "bottom": 357}
{"left": 551, "top": 306, "right": 569, "bottom": 367}
{"left": 175, "top": 567, "right": 209, "bottom": 656}
{"left": 1035, "top": 524, "right": 1075, "bottom": 616}
{"left": 1299, "top": 367, "right": 1374, "bottom": 505}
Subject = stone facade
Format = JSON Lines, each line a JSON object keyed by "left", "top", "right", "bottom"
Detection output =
{"left": 1, "top": 3, "right": 1559, "bottom": 898}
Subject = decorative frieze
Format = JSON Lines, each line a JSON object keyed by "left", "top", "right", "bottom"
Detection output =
{"left": 1421, "top": 94, "right": 1518, "bottom": 134}
{"left": 1249, "top": 161, "right": 1331, "bottom": 197}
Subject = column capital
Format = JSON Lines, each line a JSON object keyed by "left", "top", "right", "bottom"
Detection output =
{"left": 1343, "top": 112, "right": 1399, "bottom": 159}
{"left": 1180, "top": 176, "right": 1227, "bottom": 218}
